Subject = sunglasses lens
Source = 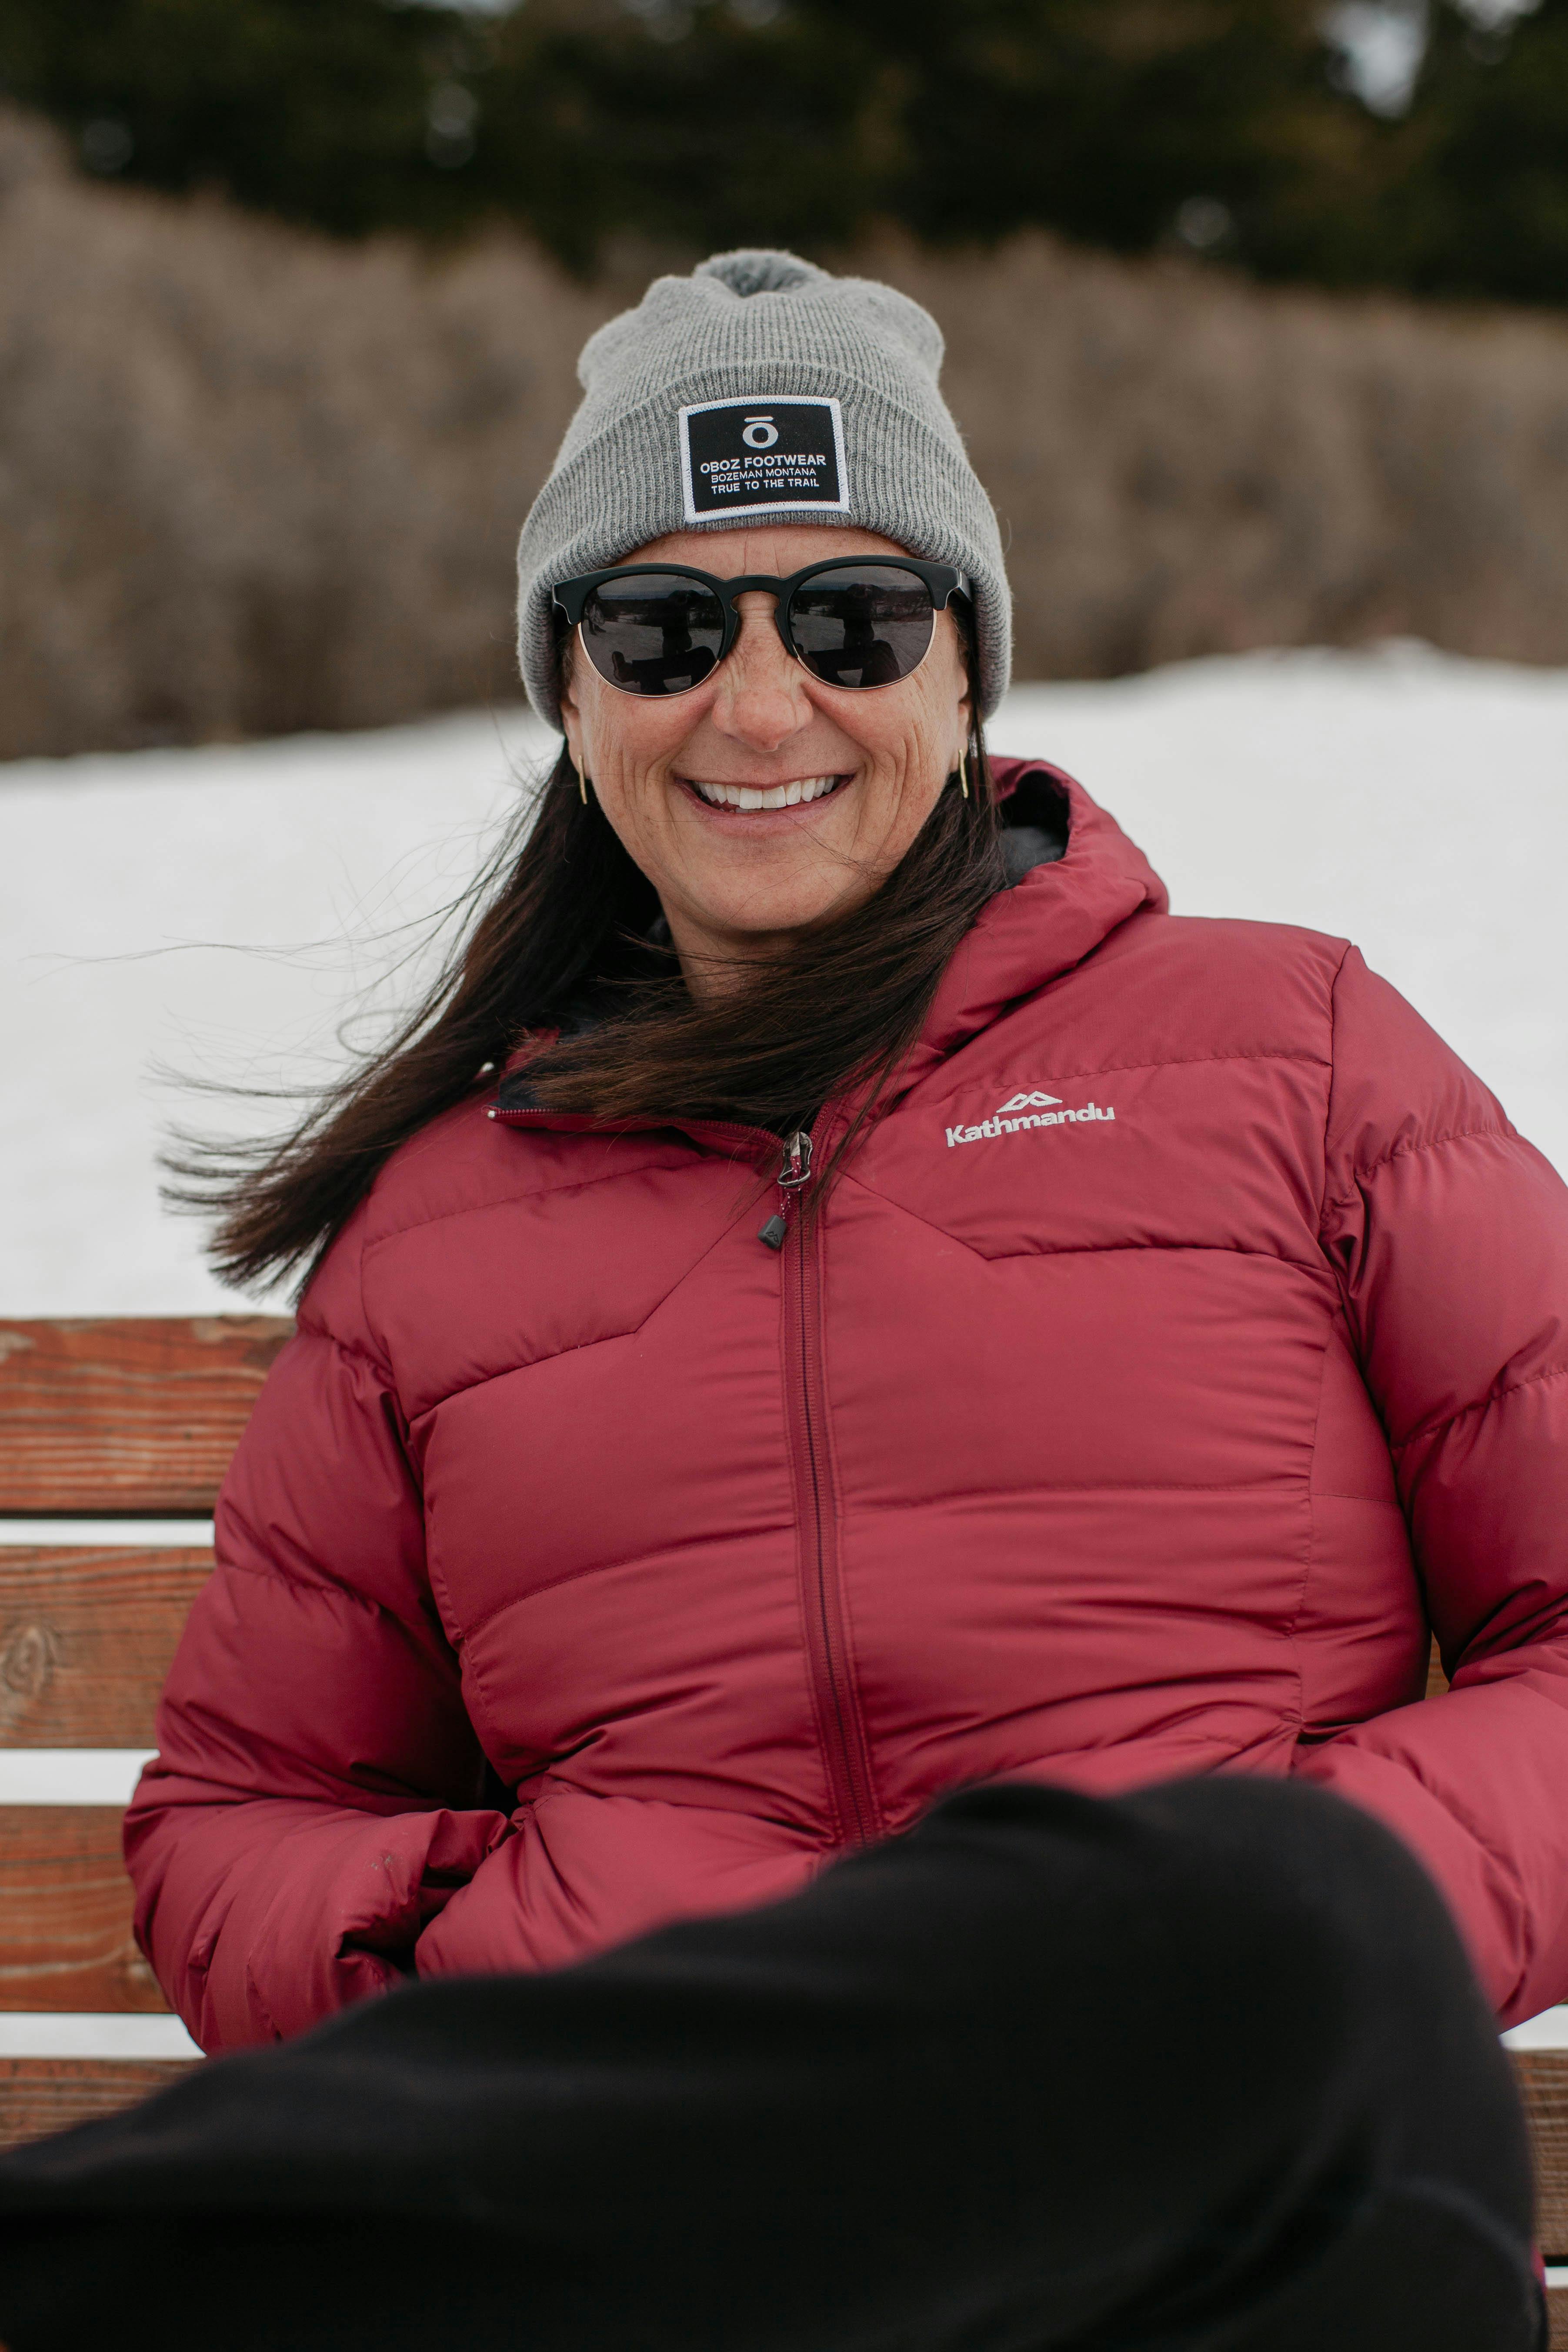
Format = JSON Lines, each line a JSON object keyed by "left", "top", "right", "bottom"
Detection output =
{"left": 788, "top": 564, "right": 937, "bottom": 688}
{"left": 579, "top": 573, "right": 727, "bottom": 697}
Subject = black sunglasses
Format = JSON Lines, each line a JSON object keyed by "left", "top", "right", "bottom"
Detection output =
{"left": 552, "top": 557, "right": 970, "bottom": 699}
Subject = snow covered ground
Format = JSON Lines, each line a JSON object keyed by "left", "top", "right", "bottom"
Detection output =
{"left": 2, "top": 640, "right": 1566, "bottom": 1317}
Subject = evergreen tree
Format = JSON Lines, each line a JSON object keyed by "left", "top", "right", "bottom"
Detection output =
{"left": 1, "top": 0, "right": 1564, "bottom": 306}
{"left": 472, "top": 0, "right": 1352, "bottom": 273}
{"left": 1405, "top": 0, "right": 1568, "bottom": 303}
{"left": 0, "top": 0, "right": 477, "bottom": 235}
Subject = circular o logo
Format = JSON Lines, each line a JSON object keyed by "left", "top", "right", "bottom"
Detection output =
{"left": 742, "top": 416, "right": 779, "bottom": 449}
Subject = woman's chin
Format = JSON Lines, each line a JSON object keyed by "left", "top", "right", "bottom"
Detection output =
{"left": 665, "top": 777, "right": 873, "bottom": 898}
{"left": 674, "top": 871, "right": 875, "bottom": 953}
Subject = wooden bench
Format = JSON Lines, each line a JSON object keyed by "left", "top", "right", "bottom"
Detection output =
{"left": 1, "top": 1314, "right": 1566, "bottom": 2342}
{"left": 0, "top": 1316, "right": 290, "bottom": 2138}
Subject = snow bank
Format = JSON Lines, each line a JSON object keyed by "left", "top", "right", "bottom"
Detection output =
{"left": 2, "top": 644, "right": 1565, "bottom": 1314}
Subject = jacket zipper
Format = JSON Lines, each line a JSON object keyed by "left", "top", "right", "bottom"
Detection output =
{"left": 775, "top": 1125, "right": 880, "bottom": 1851}
{"left": 491, "top": 1094, "right": 880, "bottom": 1851}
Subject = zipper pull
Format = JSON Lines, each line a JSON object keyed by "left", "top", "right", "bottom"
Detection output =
{"left": 759, "top": 1128, "right": 814, "bottom": 1250}
{"left": 779, "top": 1129, "right": 814, "bottom": 1190}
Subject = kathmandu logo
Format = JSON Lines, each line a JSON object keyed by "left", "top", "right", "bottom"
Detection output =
{"left": 946, "top": 1090, "right": 1116, "bottom": 1148}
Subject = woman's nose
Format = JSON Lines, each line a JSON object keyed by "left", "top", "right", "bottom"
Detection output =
{"left": 709, "top": 592, "right": 812, "bottom": 751}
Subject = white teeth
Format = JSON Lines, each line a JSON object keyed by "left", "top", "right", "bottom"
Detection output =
{"left": 691, "top": 774, "right": 843, "bottom": 810}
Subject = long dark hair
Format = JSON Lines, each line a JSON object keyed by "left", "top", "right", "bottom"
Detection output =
{"left": 168, "top": 637, "right": 1004, "bottom": 1298}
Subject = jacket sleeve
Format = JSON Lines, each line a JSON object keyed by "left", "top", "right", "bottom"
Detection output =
{"left": 1294, "top": 947, "right": 1568, "bottom": 2025}
{"left": 124, "top": 1224, "right": 510, "bottom": 2052}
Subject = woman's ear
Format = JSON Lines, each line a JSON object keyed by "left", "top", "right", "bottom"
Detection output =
{"left": 954, "top": 637, "right": 976, "bottom": 771}
{"left": 558, "top": 643, "right": 584, "bottom": 774}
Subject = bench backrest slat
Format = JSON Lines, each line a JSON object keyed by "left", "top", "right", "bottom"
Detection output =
{"left": 1513, "top": 2052, "right": 1568, "bottom": 2260}
{"left": 0, "top": 1805, "right": 162, "bottom": 2011}
{"left": 0, "top": 1317, "right": 292, "bottom": 1515}
{"left": 0, "top": 1548, "right": 212, "bottom": 1747}
{"left": 0, "top": 2058, "right": 197, "bottom": 2153}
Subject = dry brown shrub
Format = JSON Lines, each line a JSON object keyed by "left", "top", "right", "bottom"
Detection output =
{"left": 896, "top": 235, "right": 1568, "bottom": 682}
{"left": 2, "top": 107, "right": 1567, "bottom": 759}
{"left": 0, "top": 110, "right": 611, "bottom": 756}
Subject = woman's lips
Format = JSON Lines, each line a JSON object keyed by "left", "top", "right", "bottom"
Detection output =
{"left": 681, "top": 772, "right": 850, "bottom": 813}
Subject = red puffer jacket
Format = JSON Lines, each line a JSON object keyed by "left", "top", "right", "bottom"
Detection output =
{"left": 127, "top": 764, "right": 1568, "bottom": 2051}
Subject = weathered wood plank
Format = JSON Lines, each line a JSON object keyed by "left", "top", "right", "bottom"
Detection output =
{"left": 0, "top": 1549, "right": 210, "bottom": 1746}
{"left": 0, "top": 1807, "right": 163, "bottom": 2012}
{"left": 1515, "top": 2049, "right": 1568, "bottom": 2259}
{"left": 1550, "top": 2282, "right": 1568, "bottom": 2352}
{"left": 0, "top": 2057, "right": 196, "bottom": 2151}
{"left": 0, "top": 1317, "right": 291, "bottom": 1515}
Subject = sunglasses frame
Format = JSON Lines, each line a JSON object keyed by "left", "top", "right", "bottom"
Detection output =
{"left": 551, "top": 557, "right": 971, "bottom": 697}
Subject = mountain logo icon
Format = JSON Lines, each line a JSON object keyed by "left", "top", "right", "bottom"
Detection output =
{"left": 997, "top": 1091, "right": 1062, "bottom": 1113}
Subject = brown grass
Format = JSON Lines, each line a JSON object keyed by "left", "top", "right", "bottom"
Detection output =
{"left": 3, "top": 107, "right": 1567, "bottom": 759}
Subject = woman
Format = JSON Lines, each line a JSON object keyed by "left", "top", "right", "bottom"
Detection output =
{"left": 0, "top": 248, "right": 1559, "bottom": 2350}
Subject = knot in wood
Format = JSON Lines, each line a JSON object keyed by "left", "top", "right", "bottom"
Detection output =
{"left": 0, "top": 1621, "right": 60, "bottom": 1718}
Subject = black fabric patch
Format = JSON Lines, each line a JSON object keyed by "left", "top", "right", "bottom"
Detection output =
{"left": 998, "top": 769, "right": 1071, "bottom": 884}
{"left": 679, "top": 396, "right": 849, "bottom": 523}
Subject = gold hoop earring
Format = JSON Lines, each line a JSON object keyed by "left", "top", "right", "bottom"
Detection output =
{"left": 957, "top": 749, "right": 971, "bottom": 801}
{"left": 574, "top": 757, "right": 589, "bottom": 806}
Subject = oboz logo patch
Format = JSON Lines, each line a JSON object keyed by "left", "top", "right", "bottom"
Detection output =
{"left": 679, "top": 395, "right": 850, "bottom": 523}
{"left": 946, "top": 1092, "right": 1116, "bottom": 1148}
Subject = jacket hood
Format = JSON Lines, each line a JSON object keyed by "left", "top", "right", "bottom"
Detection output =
{"left": 898, "top": 760, "right": 1167, "bottom": 1094}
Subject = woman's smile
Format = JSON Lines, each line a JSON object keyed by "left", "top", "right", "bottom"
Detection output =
{"left": 680, "top": 770, "right": 851, "bottom": 815}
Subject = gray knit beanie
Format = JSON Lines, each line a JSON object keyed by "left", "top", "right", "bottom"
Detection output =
{"left": 516, "top": 248, "right": 1011, "bottom": 728}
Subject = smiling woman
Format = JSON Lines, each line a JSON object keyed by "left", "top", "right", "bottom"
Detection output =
{"left": 5, "top": 248, "right": 1564, "bottom": 2352}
